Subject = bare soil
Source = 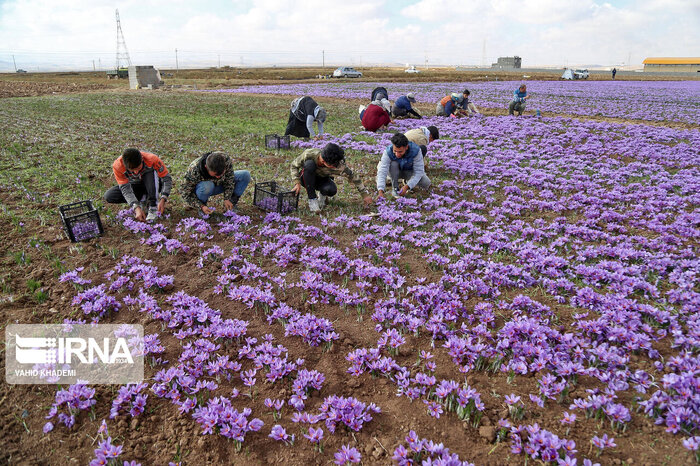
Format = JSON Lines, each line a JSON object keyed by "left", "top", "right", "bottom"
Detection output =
{"left": 0, "top": 81, "right": 117, "bottom": 98}
{"left": 0, "top": 195, "right": 687, "bottom": 466}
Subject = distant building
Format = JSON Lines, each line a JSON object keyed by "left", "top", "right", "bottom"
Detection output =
{"left": 491, "top": 56, "right": 522, "bottom": 69}
{"left": 642, "top": 58, "right": 700, "bottom": 72}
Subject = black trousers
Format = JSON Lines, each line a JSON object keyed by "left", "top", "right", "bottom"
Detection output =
{"left": 104, "top": 175, "right": 159, "bottom": 207}
{"left": 300, "top": 159, "right": 336, "bottom": 200}
{"left": 285, "top": 112, "right": 310, "bottom": 138}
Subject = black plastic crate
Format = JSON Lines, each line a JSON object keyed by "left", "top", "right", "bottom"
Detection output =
{"left": 254, "top": 181, "right": 299, "bottom": 214}
{"left": 264, "top": 134, "right": 291, "bottom": 150}
{"left": 59, "top": 200, "right": 104, "bottom": 242}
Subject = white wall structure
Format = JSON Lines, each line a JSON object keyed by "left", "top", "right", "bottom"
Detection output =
{"left": 128, "top": 66, "right": 164, "bottom": 89}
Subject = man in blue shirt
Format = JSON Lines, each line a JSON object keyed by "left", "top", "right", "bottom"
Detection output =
{"left": 393, "top": 93, "right": 422, "bottom": 118}
{"left": 508, "top": 84, "right": 530, "bottom": 116}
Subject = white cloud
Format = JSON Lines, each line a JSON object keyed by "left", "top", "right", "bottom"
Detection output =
{"left": 0, "top": 0, "right": 698, "bottom": 71}
{"left": 490, "top": 0, "right": 598, "bottom": 25}
{"left": 401, "top": 0, "right": 487, "bottom": 22}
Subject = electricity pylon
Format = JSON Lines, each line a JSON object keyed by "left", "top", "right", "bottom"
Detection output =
{"left": 115, "top": 9, "right": 132, "bottom": 70}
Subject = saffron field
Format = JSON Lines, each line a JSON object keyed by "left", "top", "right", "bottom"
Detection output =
{"left": 0, "top": 80, "right": 698, "bottom": 465}
{"left": 218, "top": 80, "right": 700, "bottom": 125}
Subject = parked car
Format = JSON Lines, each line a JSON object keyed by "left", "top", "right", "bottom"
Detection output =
{"left": 333, "top": 67, "right": 362, "bottom": 78}
{"left": 405, "top": 66, "right": 420, "bottom": 74}
{"left": 573, "top": 69, "right": 589, "bottom": 79}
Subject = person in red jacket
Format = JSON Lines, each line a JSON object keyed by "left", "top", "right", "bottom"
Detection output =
{"left": 359, "top": 102, "right": 392, "bottom": 132}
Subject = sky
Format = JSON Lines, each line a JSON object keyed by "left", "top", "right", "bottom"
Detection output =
{"left": 0, "top": 0, "right": 698, "bottom": 72}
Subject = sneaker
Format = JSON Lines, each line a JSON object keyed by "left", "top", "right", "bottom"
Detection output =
{"left": 146, "top": 207, "right": 158, "bottom": 222}
{"left": 308, "top": 198, "right": 320, "bottom": 213}
{"left": 391, "top": 188, "right": 400, "bottom": 198}
{"left": 317, "top": 192, "right": 327, "bottom": 209}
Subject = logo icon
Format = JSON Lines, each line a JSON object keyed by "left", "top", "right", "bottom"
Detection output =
{"left": 15, "top": 335, "right": 57, "bottom": 364}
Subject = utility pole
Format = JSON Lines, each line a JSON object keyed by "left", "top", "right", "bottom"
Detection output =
{"left": 322, "top": 50, "right": 325, "bottom": 68}
{"left": 175, "top": 48, "right": 179, "bottom": 73}
{"left": 93, "top": 60, "right": 96, "bottom": 71}
{"left": 12, "top": 55, "right": 17, "bottom": 72}
{"left": 218, "top": 54, "right": 221, "bottom": 68}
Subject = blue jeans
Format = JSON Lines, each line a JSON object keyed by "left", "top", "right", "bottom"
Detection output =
{"left": 195, "top": 170, "right": 251, "bottom": 204}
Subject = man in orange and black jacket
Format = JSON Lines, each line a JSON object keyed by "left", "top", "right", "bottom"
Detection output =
{"left": 104, "top": 148, "right": 173, "bottom": 222}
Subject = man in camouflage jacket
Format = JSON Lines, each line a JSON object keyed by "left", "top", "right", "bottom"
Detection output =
{"left": 291, "top": 143, "right": 372, "bottom": 212}
{"left": 181, "top": 151, "right": 251, "bottom": 215}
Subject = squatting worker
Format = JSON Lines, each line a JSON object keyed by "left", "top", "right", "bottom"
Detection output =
{"left": 404, "top": 126, "right": 439, "bottom": 157}
{"left": 181, "top": 151, "right": 251, "bottom": 215}
{"left": 377, "top": 126, "right": 439, "bottom": 189}
{"left": 392, "top": 93, "right": 422, "bottom": 119}
{"left": 436, "top": 90, "right": 467, "bottom": 117}
{"left": 291, "top": 143, "right": 373, "bottom": 213}
{"left": 508, "top": 84, "right": 530, "bottom": 116}
{"left": 285, "top": 96, "right": 326, "bottom": 139}
{"left": 359, "top": 98, "right": 392, "bottom": 132}
{"left": 435, "top": 89, "right": 479, "bottom": 118}
{"left": 456, "top": 89, "right": 480, "bottom": 116}
{"left": 376, "top": 133, "right": 430, "bottom": 199}
{"left": 104, "top": 148, "right": 172, "bottom": 222}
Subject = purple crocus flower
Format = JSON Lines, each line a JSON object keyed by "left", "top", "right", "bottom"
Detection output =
{"left": 334, "top": 445, "right": 361, "bottom": 465}
{"left": 304, "top": 426, "right": 324, "bottom": 444}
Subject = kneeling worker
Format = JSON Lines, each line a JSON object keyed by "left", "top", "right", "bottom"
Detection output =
{"left": 181, "top": 151, "right": 251, "bottom": 215}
